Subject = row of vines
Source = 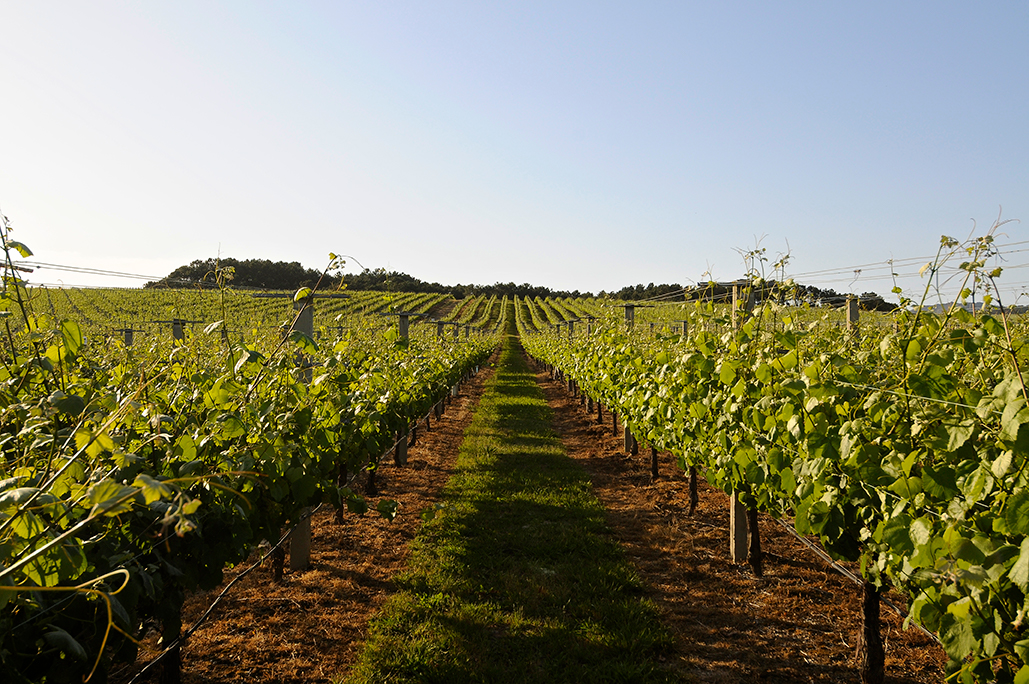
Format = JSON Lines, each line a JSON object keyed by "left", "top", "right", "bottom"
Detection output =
{"left": 521, "top": 235, "right": 1029, "bottom": 684}
{"left": 0, "top": 227, "right": 502, "bottom": 683}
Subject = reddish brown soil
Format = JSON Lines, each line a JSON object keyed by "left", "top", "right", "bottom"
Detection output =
{"left": 113, "top": 350, "right": 947, "bottom": 684}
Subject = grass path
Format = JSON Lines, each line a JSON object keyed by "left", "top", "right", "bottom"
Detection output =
{"left": 345, "top": 328, "right": 679, "bottom": 683}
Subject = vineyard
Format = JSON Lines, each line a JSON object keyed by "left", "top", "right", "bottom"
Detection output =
{"left": 2, "top": 229, "right": 1028, "bottom": 683}
{"left": 0, "top": 233, "right": 501, "bottom": 683}
{"left": 517, "top": 237, "right": 1029, "bottom": 683}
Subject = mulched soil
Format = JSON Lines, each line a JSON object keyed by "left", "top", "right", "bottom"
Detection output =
{"left": 113, "top": 348, "right": 948, "bottom": 684}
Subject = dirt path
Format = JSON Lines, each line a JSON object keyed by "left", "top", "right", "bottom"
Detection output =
{"left": 113, "top": 345, "right": 947, "bottom": 684}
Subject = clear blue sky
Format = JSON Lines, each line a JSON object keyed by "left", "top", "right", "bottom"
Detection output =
{"left": 1, "top": 2, "right": 1027, "bottom": 302}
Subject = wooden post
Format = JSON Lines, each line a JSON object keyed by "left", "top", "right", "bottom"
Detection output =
{"left": 624, "top": 427, "right": 636, "bottom": 454}
{"left": 612, "top": 411, "right": 618, "bottom": 436}
{"left": 747, "top": 507, "right": 764, "bottom": 576}
{"left": 289, "top": 510, "right": 312, "bottom": 573}
{"left": 624, "top": 305, "right": 635, "bottom": 329}
{"left": 171, "top": 318, "right": 184, "bottom": 341}
{"left": 857, "top": 581, "right": 885, "bottom": 684}
{"left": 394, "top": 432, "right": 408, "bottom": 466}
{"left": 729, "top": 491, "right": 747, "bottom": 562}
{"left": 123, "top": 328, "right": 134, "bottom": 346}
{"left": 846, "top": 297, "right": 860, "bottom": 333}
{"left": 568, "top": 320, "right": 575, "bottom": 338}
{"left": 453, "top": 323, "right": 460, "bottom": 340}
{"left": 437, "top": 321, "right": 445, "bottom": 338}
{"left": 688, "top": 466, "right": 699, "bottom": 515}
{"left": 650, "top": 446, "right": 659, "bottom": 481}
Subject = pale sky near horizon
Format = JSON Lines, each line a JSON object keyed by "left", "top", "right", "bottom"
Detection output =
{"left": 1, "top": 2, "right": 1027, "bottom": 303}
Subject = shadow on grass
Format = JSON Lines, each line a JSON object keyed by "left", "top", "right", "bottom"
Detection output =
{"left": 347, "top": 333, "right": 681, "bottom": 683}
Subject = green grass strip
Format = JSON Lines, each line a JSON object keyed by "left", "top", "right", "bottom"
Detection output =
{"left": 345, "top": 331, "right": 678, "bottom": 684}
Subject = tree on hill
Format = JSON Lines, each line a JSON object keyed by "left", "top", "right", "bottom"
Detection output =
{"left": 146, "top": 258, "right": 324, "bottom": 290}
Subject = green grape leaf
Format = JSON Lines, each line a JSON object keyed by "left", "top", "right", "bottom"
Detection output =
{"left": 346, "top": 494, "right": 368, "bottom": 515}
{"left": 992, "top": 451, "right": 1014, "bottom": 480}
{"left": 940, "top": 616, "right": 977, "bottom": 662}
{"left": 60, "top": 320, "right": 83, "bottom": 358}
{"left": 952, "top": 539, "right": 986, "bottom": 565}
{"left": 5, "top": 240, "right": 33, "bottom": 258}
{"left": 880, "top": 515, "right": 914, "bottom": 553}
{"left": 216, "top": 413, "right": 246, "bottom": 440}
{"left": 1002, "top": 401, "right": 1029, "bottom": 443}
{"left": 43, "top": 626, "right": 87, "bottom": 661}
{"left": 719, "top": 361, "right": 738, "bottom": 386}
{"left": 910, "top": 517, "right": 934, "bottom": 547}
{"left": 74, "top": 428, "right": 115, "bottom": 457}
{"left": 290, "top": 330, "right": 318, "bottom": 354}
{"left": 290, "top": 474, "right": 317, "bottom": 502}
{"left": 87, "top": 480, "right": 137, "bottom": 516}
{"left": 48, "top": 390, "right": 85, "bottom": 416}
{"left": 1006, "top": 491, "right": 1029, "bottom": 536}
{"left": 376, "top": 499, "right": 399, "bottom": 521}
{"left": 922, "top": 465, "right": 959, "bottom": 499}
{"left": 1009, "top": 537, "right": 1029, "bottom": 592}
{"left": 133, "top": 473, "right": 173, "bottom": 505}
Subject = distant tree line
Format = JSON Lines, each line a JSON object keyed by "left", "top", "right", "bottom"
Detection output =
{"left": 600, "top": 281, "right": 895, "bottom": 311}
{"left": 145, "top": 258, "right": 325, "bottom": 290}
{"left": 147, "top": 258, "right": 895, "bottom": 310}
{"left": 343, "top": 268, "right": 596, "bottom": 299}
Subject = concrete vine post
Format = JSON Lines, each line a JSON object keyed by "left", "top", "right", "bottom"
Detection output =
{"left": 846, "top": 297, "right": 860, "bottom": 334}
{"left": 398, "top": 313, "right": 410, "bottom": 342}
